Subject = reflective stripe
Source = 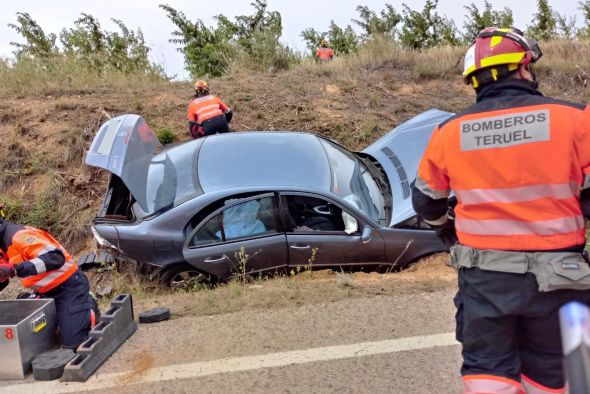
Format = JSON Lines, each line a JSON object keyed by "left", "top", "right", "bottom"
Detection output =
{"left": 39, "top": 245, "right": 58, "bottom": 254}
{"left": 521, "top": 374, "right": 565, "bottom": 394}
{"left": 414, "top": 175, "right": 450, "bottom": 200}
{"left": 200, "top": 110, "right": 222, "bottom": 119}
{"left": 456, "top": 216, "right": 585, "bottom": 236}
{"left": 29, "top": 258, "right": 46, "bottom": 274}
{"left": 456, "top": 182, "right": 579, "bottom": 205}
{"left": 196, "top": 104, "right": 220, "bottom": 115}
{"left": 425, "top": 213, "right": 448, "bottom": 226}
{"left": 463, "top": 374, "right": 522, "bottom": 394}
{"left": 30, "top": 260, "right": 74, "bottom": 290}
{"left": 195, "top": 95, "right": 212, "bottom": 102}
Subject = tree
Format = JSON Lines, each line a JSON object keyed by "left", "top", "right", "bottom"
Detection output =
{"left": 161, "top": 1, "right": 294, "bottom": 77}
{"left": 557, "top": 14, "right": 577, "bottom": 39}
{"left": 60, "top": 14, "right": 154, "bottom": 74}
{"left": 352, "top": 4, "right": 402, "bottom": 38}
{"left": 301, "top": 21, "right": 359, "bottom": 55}
{"left": 578, "top": 1, "right": 590, "bottom": 38}
{"left": 160, "top": 4, "right": 232, "bottom": 77}
{"left": 8, "top": 12, "right": 58, "bottom": 59}
{"left": 527, "top": 0, "right": 558, "bottom": 41}
{"left": 463, "top": 1, "right": 514, "bottom": 43}
{"left": 399, "top": 0, "right": 460, "bottom": 50}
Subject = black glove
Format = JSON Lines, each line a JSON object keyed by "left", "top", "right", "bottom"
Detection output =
{"left": 0, "top": 280, "right": 8, "bottom": 293}
{"left": 431, "top": 219, "right": 458, "bottom": 248}
{"left": 0, "top": 264, "right": 16, "bottom": 283}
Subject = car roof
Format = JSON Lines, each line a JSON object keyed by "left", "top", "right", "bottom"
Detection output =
{"left": 197, "top": 132, "right": 332, "bottom": 193}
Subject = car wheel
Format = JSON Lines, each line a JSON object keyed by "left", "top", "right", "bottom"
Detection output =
{"left": 159, "top": 264, "right": 211, "bottom": 289}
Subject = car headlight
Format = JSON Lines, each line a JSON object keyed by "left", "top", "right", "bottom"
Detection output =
{"left": 90, "top": 225, "right": 118, "bottom": 250}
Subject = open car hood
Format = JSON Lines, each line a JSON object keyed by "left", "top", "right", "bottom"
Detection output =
{"left": 86, "top": 114, "right": 162, "bottom": 212}
{"left": 362, "top": 109, "right": 453, "bottom": 226}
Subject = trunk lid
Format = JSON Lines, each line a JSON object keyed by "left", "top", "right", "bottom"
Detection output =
{"left": 86, "top": 114, "right": 162, "bottom": 213}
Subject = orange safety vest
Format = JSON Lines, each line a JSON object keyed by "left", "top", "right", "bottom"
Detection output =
{"left": 416, "top": 94, "right": 590, "bottom": 251}
{"left": 4, "top": 227, "right": 77, "bottom": 293}
{"left": 187, "top": 95, "right": 230, "bottom": 124}
{"left": 316, "top": 47, "right": 334, "bottom": 61}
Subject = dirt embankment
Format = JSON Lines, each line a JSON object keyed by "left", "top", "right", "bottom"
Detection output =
{"left": 0, "top": 53, "right": 587, "bottom": 262}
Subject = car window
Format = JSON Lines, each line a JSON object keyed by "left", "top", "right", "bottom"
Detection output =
{"left": 192, "top": 215, "right": 223, "bottom": 246}
{"left": 284, "top": 195, "right": 358, "bottom": 234}
{"left": 189, "top": 196, "right": 278, "bottom": 247}
{"left": 319, "top": 139, "right": 384, "bottom": 223}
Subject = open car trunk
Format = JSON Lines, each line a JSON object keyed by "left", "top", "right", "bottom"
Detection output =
{"left": 86, "top": 115, "right": 162, "bottom": 221}
{"left": 362, "top": 109, "right": 453, "bottom": 227}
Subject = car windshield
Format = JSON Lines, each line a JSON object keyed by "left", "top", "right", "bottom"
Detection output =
{"left": 142, "top": 141, "right": 201, "bottom": 214}
{"left": 320, "top": 140, "right": 386, "bottom": 224}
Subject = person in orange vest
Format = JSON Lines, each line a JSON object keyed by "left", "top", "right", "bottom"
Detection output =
{"left": 411, "top": 27, "right": 590, "bottom": 394}
{"left": 0, "top": 217, "right": 99, "bottom": 349}
{"left": 315, "top": 39, "right": 334, "bottom": 62}
{"left": 186, "top": 80, "right": 233, "bottom": 139}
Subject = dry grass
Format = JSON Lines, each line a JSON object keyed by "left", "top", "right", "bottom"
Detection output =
{"left": 0, "top": 57, "right": 168, "bottom": 98}
{"left": 300, "top": 38, "right": 464, "bottom": 82}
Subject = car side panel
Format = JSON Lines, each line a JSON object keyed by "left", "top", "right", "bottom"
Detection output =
{"left": 286, "top": 231, "right": 385, "bottom": 269}
{"left": 378, "top": 228, "right": 448, "bottom": 269}
{"left": 183, "top": 234, "right": 288, "bottom": 280}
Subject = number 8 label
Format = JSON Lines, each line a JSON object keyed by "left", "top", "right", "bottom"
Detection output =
{"left": 5, "top": 328, "right": 14, "bottom": 340}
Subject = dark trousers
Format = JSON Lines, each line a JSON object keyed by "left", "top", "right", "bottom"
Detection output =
{"left": 42, "top": 270, "right": 98, "bottom": 349}
{"left": 202, "top": 115, "right": 229, "bottom": 136}
{"left": 455, "top": 267, "right": 590, "bottom": 389}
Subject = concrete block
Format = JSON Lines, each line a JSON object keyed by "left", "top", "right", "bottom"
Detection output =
{"left": 62, "top": 294, "right": 137, "bottom": 382}
{"left": 32, "top": 349, "right": 75, "bottom": 381}
{"left": 139, "top": 308, "right": 170, "bottom": 324}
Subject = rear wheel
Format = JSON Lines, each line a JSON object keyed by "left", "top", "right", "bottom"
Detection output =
{"left": 158, "top": 264, "right": 213, "bottom": 289}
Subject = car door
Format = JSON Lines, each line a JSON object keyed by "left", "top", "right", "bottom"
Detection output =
{"left": 183, "top": 193, "right": 288, "bottom": 280}
{"left": 280, "top": 193, "right": 384, "bottom": 271}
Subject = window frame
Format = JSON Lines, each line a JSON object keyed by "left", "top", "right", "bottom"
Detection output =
{"left": 279, "top": 192, "right": 363, "bottom": 236}
{"left": 186, "top": 192, "right": 281, "bottom": 249}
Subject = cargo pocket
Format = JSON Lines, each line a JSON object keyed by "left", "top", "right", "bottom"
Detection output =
{"left": 532, "top": 253, "right": 590, "bottom": 292}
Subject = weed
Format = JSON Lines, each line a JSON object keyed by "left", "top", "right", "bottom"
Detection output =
{"left": 57, "top": 128, "right": 91, "bottom": 164}
{"left": 156, "top": 127, "right": 176, "bottom": 145}
{"left": 234, "top": 247, "right": 249, "bottom": 296}
{"left": 336, "top": 272, "right": 355, "bottom": 289}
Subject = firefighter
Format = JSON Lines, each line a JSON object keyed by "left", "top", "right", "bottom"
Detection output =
{"left": 315, "top": 39, "right": 334, "bottom": 62}
{"left": 411, "top": 27, "right": 590, "bottom": 393}
{"left": 186, "top": 80, "right": 233, "bottom": 139}
{"left": 0, "top": 217, "right": 99, "bottom": 350}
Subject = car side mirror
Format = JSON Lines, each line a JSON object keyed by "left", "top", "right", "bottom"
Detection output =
{"left": 361, "top": 226, "right": 373, "bottom": 243}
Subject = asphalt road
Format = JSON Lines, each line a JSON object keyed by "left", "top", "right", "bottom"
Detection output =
{"left": 2, "top": 287, "right": 462, "bottom": 393}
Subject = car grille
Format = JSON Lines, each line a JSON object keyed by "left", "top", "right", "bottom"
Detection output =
{"left": 380, "top": 147, "right": 410, "bottom": 199}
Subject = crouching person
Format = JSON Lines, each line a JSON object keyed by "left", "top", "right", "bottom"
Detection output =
{"left": 0, "top": 217, "right": 99, "bottom": 349}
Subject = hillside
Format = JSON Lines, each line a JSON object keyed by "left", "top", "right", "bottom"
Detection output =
{"left": 0, "top": 42, "right": 588, "bottom": 256}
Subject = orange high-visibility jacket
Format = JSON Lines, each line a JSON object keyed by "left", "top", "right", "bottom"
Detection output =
{"left": 413, "top": 80, "right": 590, "bottom": 251}
{"left": 187, "top": 95, "right": 231, "bottom": 124}
{"left": 1, "top": 224, "right": 77, "bottom": 293}
{"left": 316, "top": 47, "right": 334, "bottom": 61}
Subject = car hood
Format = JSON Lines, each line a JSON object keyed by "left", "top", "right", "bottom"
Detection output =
{"left": 362, "top": 109, "right": 453, "bottom": 226}
{"left": 86, "top": 114, "right": 162, "bottom": 212}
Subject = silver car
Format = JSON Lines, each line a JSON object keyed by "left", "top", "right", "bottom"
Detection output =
{"left": 86, "top": 109, "right": 452, "bottom": 285}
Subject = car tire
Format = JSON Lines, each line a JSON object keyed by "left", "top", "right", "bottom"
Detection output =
{"left": 158, "top": 264, "right": 212, "bottom": 289}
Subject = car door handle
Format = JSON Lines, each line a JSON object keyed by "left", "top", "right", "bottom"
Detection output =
{"left": 290, "top": 244, "right": 310, "bottom": 249}
{"left": 204, "top": 255, "right": 226, "bottom": 263}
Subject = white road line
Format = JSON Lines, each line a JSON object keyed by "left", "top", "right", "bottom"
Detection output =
{"left": 3, "top": 332, "right": 457, "bottom": 394}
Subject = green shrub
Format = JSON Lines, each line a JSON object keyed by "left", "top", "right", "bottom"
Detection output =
{"left": 156, "top": 127, "right": 176, "bottom": 145}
